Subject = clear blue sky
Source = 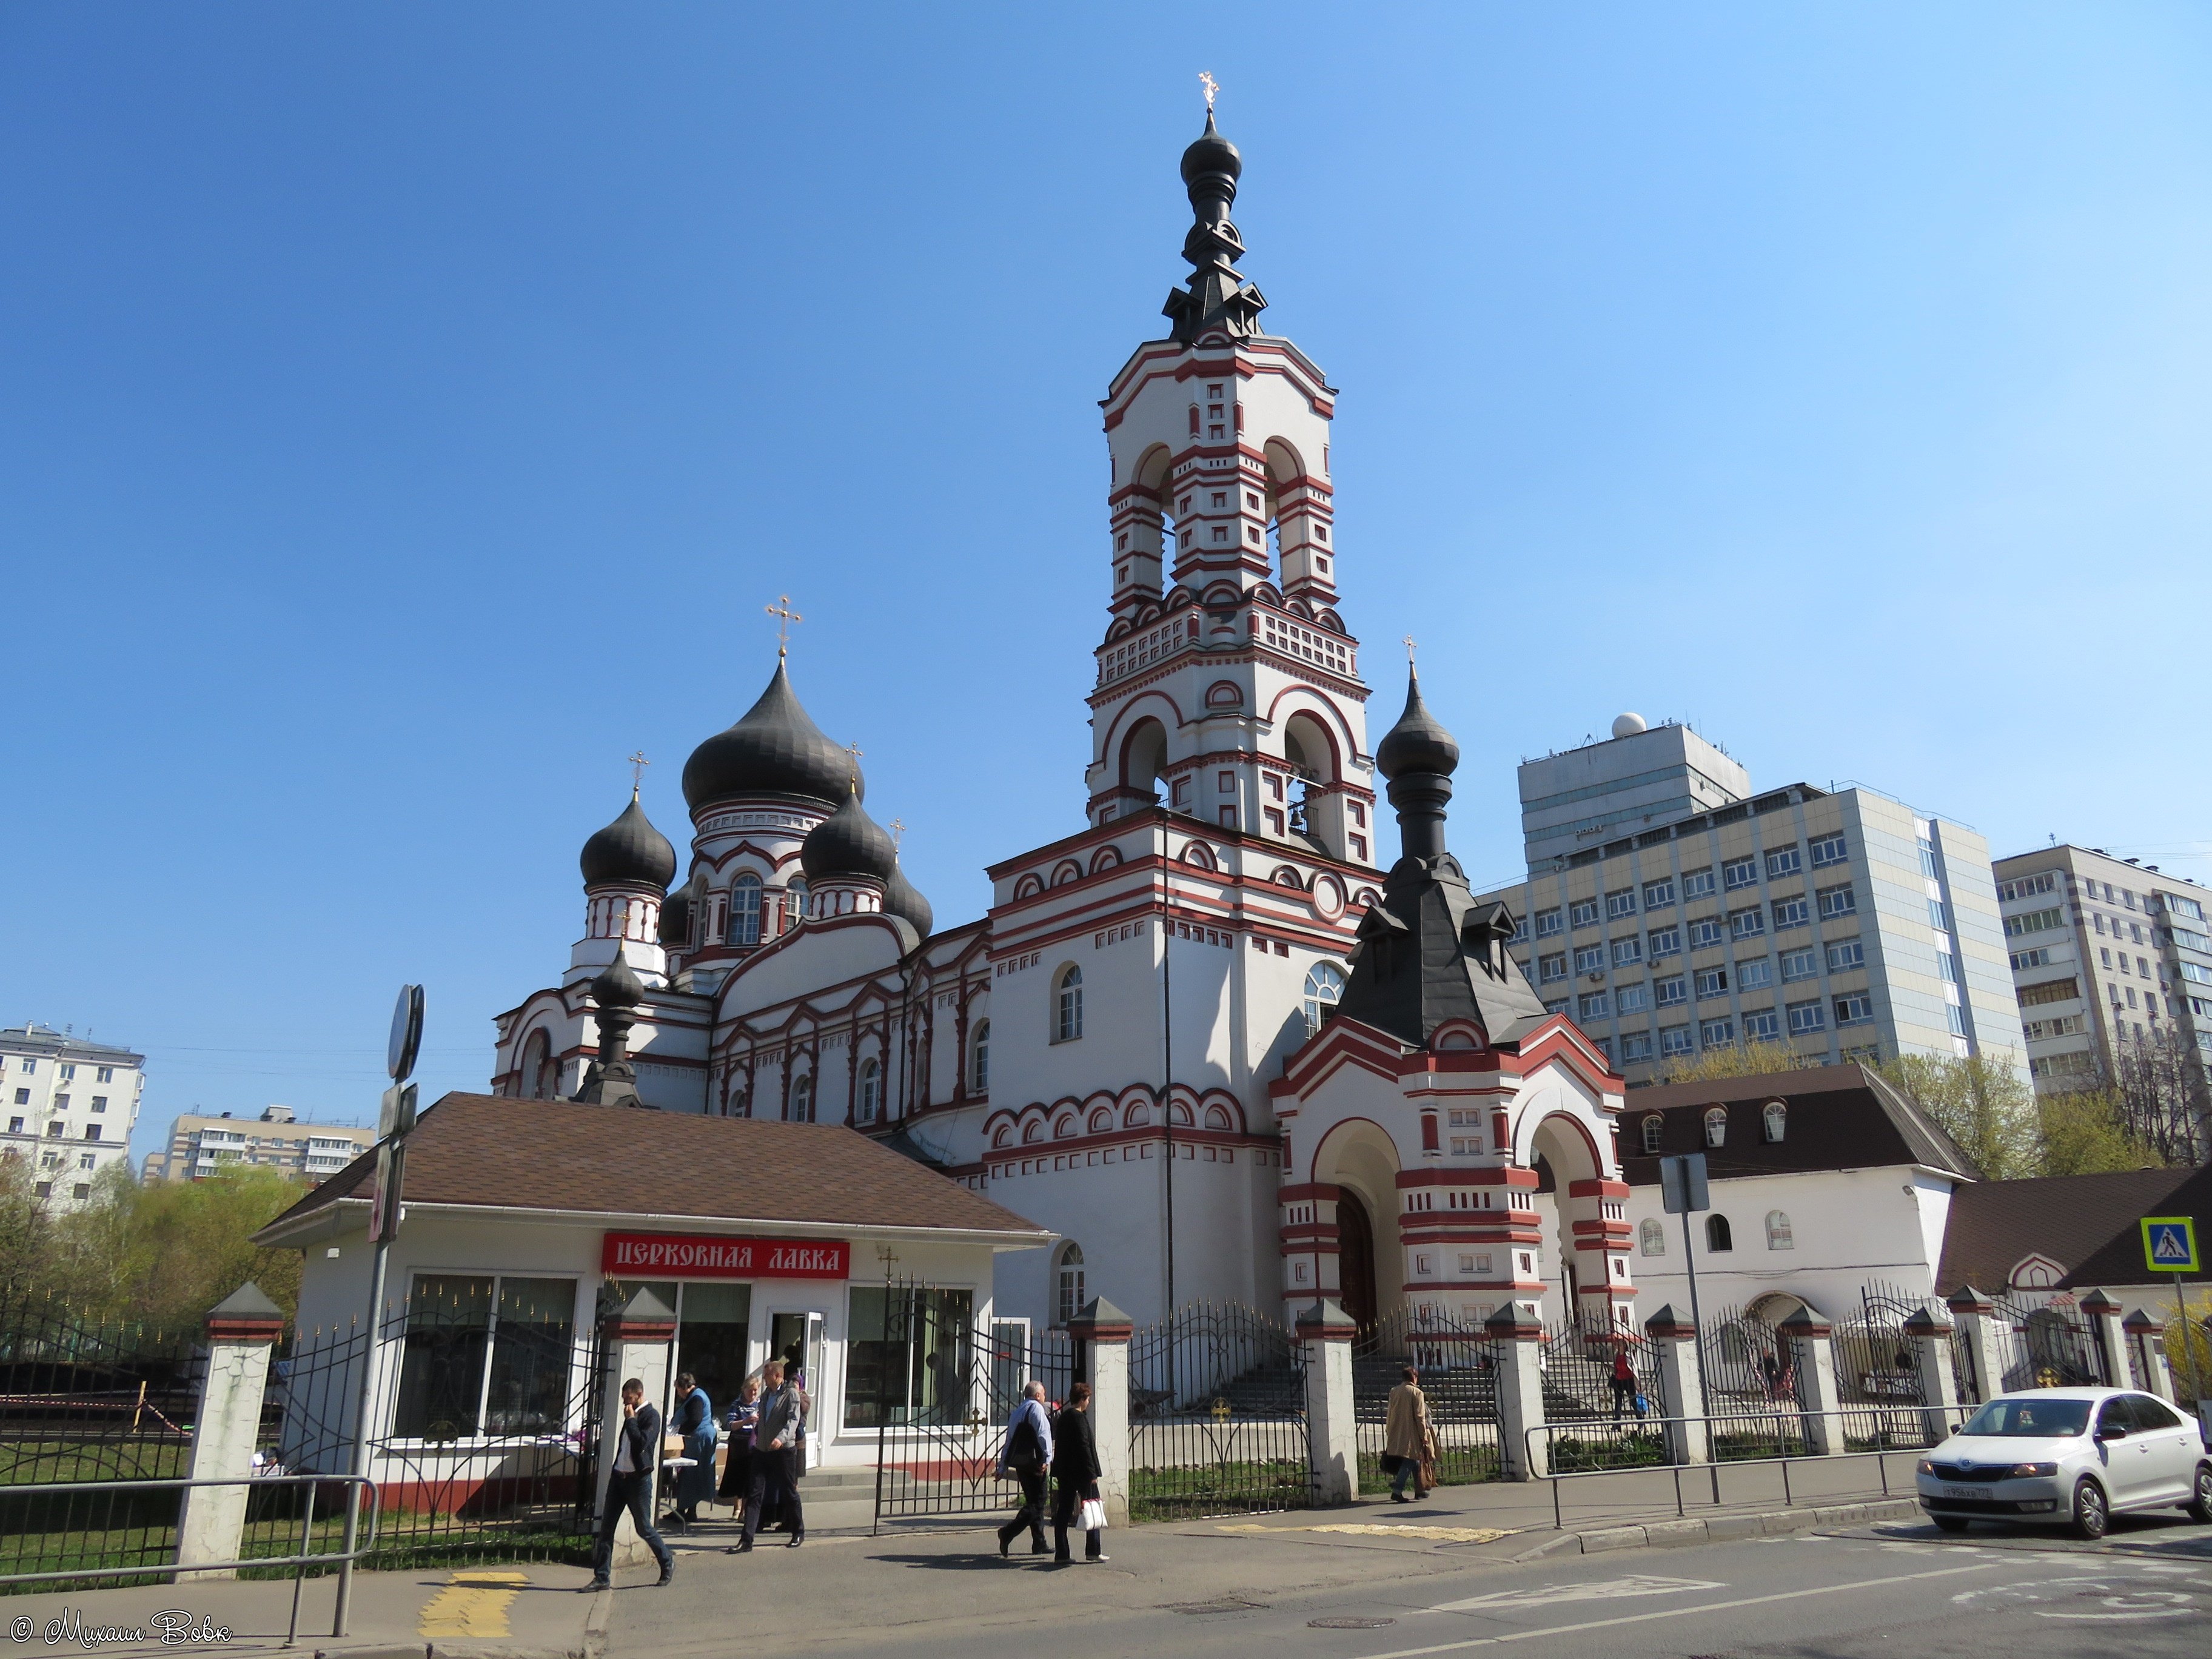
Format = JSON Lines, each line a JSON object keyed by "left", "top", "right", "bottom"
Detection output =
{"left": 3, "top": 5, "right": 2207, "bottom": 1159}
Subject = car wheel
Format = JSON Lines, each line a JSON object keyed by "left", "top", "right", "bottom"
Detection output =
{"left": 2071, "top": 1477, "right": 2109, "bottom": 1541}
{"left": 2187, "top": 1464, "right": 2212, "bottom": 1525}
{"left": 1932, "top": 1515, "right": 1969, "bottom": 1533}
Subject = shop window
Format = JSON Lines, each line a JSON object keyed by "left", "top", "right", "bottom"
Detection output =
{"left": 392, "top": 1274, "right": 575, "bottom": 1440}
{"left": 844, "top": 1285, "right": 975, "bottom": 1429}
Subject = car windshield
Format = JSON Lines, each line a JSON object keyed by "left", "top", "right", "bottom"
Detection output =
{"left": 1959, "top": 1398, "right": 2091, "bottom": 1438}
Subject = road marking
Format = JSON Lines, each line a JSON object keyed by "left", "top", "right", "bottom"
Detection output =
{"left": 1952, "top": 1573, "right": 2207, "bottom": 1623}
{"left": 1426, "top": 1575, "right": 1724, "bottom": 1614}
{"left": 419, "top": 1570, "right": 526, "bottom": 1640}
{"left": 1216, "top": 1523, "right": 1516, "bottom": 1544}
{"left": 1350, "top": 1561, "right": 2005, "bottom": 1659}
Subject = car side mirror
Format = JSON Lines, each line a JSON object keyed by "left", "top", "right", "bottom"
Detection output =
{"left": 2096, "top": 1426, "right": 2128, "bottom": 1441}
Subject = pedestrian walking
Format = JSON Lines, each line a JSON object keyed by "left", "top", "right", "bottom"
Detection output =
{"left": 661, "top": 1371, "right": 717, "bottom": 1527}
{"left": 1382, "top": 1366, "right": 1430, "bottom": 1503}
{"left": 995, "top": 1379, "right": 1053, "bottom": 1558}
{"left": 1609, "top": 1348, "right": 1637, "bottom": 1421}
{"left": 587, "top": 1378, "right": 674, "bottom": 1591}
{"left": 1050, "top": 1381, "right": 1107, "bottom": 1564}
{"left": 734, "top": 1361, "right": 806, "bottom": 1552}
{"left": 717, "top": 1375, "right": 760, "bottom": 1529}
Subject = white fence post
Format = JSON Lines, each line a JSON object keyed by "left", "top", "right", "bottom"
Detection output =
{"left": 1644, "top": 1304, "right": 1708, "bottom": 1464}
{"left": 2123, "top": 1309, "right": 2174, "bottom": 1399}
{"left": 1903, "top": 1304, "right": 1960, "bottom": 1443}
{"left": 1486, "top": 1304, "right": 1547, "bottom": 1481}
{"left": 1068, "top": 1297, "right": 1134, "bottom": 1526}
{"left": 1945, "top": 1285, "right": 2006, "bottom": 1404}
{"left": 595, "top": 1288, "right": 675, "bottom": 1569}
{"left": 1294, "top": 1299, "right": 1358, "bottom": 1506}
{"left": 1780, "top": 1305, "right": 1845, "bottom": 1456}
{"left": 175, "top": 1282, "right": 287, "bottom": 1580}
{"left": 2078, "top": 1289, "right": 2128, "bottom": 1387}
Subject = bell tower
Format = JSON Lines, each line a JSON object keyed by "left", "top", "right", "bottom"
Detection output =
{"left": 1086, "top": 107, "right": 1376, "bottom": 867}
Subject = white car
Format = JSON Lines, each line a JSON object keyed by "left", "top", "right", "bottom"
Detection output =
{"left": 1916, "top": 1387, "right": 2211, "bottom": 1540}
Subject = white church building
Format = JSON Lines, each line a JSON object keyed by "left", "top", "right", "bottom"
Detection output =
{"left": 489, "top": 112, "right": 1640, "bottom": 1338}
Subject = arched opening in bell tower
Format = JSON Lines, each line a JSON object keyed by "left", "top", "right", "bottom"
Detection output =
{"left": 1529, "top": 1112, "right": 1605, "bottom": 1330}
{"left": 1119, "top": 717, "right": 1169, "bottom": 806}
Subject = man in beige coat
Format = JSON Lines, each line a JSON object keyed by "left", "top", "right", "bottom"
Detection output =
{"left": 1382, "top": 1366, "right": 1431, "bottom": 1503}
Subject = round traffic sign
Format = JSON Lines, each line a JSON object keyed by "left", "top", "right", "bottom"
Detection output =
{"left": 387, "top": 984, "right": 424, "bottom": 1082}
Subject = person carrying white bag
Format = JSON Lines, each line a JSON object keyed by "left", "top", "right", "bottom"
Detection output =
{"left": 1050, "top": 1381, "right": 1108, "bottom": 1564}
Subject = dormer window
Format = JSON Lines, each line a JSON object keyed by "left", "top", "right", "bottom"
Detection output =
{"left": 1703, "top": 1107, "right": 1728, "bottom": 1148}
{"left": 1762, "top": 1101, "right": 1787, "bottom": 1144}
{"left": 1641, "top": 1114, "right": 1663, "bottom": 1154}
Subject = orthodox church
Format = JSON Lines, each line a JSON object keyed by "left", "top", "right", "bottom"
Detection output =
{"left": 491, "top": 113, "right": 1635, "bottom": 1336}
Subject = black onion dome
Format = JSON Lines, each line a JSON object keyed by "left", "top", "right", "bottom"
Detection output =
{"left": 883, "top": 861, "right": 934, "bottom": 937}
{"left": 580, "top": 794, "right": 677, "bottom": 890}
{"left": 800, "top": 788, "right": 897, "bottom": 883}
{"left": 659, "top": 866, "right": 706, "bottom": 947}
{"left": 1375, "top": 669, "right": 1461, "bottom": 780}
{"left": 682, "top": 661, "right": 860, "bottom": 811}
{"left": 590, "top": 950, "right": 645, "bottom": 1011}
{"left": 1181, "top": 109, "right": 1242, "bottom": 185}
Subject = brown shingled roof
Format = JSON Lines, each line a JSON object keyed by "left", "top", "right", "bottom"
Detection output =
{"left": 1935, "top": 1167, "right": 2194, "bottom": 1295}
{"left": 1618, "top": 1064, "right": 1979, "bottom": 1186}
{"left": 2056, "top": 1162, "right": 2211, "bottom": 1291}
{"left": 256, "top": 1092, "right": 1050, "bottom": 1243}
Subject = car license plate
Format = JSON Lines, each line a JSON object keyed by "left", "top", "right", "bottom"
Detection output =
{"left": 1942, "top": 1485, "right": 1982, "bottom": 1501}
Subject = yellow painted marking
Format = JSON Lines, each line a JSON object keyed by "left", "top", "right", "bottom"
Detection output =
{"left": 419, "top": 1570, "right": 527, "bottom": 1639}
{"left": 1216, "top": 1522, "right": 1515, "bottom": 1544}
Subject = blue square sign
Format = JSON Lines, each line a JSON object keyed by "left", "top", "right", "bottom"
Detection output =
{"left": 2142, "top": 1216, "right": 2200, "bottom": 1273}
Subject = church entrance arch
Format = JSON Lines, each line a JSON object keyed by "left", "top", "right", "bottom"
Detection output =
{"left": 1529, "top": 1111, "right": 1605, "bottom": 1329}
{"left": 1310, "top": 1118, "right": 1402, "bottom": 1333}
{"left": 1335, "top": 1190, "right": 1376, "bottom": 1332}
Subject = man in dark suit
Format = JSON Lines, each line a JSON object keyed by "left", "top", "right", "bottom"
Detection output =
{"left": 588, "top": 1378, "right": 674, "bottom": 1591}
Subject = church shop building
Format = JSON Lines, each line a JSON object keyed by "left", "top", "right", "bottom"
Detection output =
{"left": 258, "top": 1092, "right": 1051, "bottom": 1481}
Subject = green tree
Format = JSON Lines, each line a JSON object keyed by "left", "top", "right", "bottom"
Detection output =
{"left": 1877, "top": 1053, "right": 2040, "bottom": 1180}
{"left": 1654, "top": 1038, "right": 1821, "bottom": 1085}
{"left": 41, "top": 1164, "right": 307, "bottom": 1329}
{"left": 0, "top": 1152, "right": 58, "bottom": 1297}
{"left": 2035, "top": 1088, "right": 2163, "bottom": 1176}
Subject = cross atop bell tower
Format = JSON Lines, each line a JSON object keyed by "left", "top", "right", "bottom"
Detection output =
{"left": 1084, "top": 112, "right": 1376, "bottom": 867}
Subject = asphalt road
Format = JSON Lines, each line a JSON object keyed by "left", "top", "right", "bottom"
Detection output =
{"left": 605, "top": 1510, "right": 2212, "bottom": 1659}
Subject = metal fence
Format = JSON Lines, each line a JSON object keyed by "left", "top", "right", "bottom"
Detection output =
{"left": 1990, "top": 1292, "right": 2108, "bottom": 1392}
{"left": 1831, "top": 1283, "right": 1936, "bottom": 1450}
{"left": 1354, "top": 1309, "right": 1504, "bottom": 1487}
{"left": 863, "top": 1280, "right": 1074, "bottom": 1526}
{"left": 1128, "top": 1302, "right": 1309, "bottom": 1521}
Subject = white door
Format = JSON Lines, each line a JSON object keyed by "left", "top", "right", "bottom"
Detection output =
{"left": 2095, "top": 1396, "right": 2154, "bottom": 1505}
{"left": 2126, "top": 1394, "right": 2199, "bottom": 1504}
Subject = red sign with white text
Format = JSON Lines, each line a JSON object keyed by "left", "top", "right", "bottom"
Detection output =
{"left": 600, "top": 1231, "right": 850, "bottom": 1281}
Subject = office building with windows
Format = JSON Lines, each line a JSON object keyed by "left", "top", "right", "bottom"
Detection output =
{"left": 1990, "top": 843, "right": 2212, "bottom": 1120}
{"left": 1475, "top": 717, "right": 2026, "bottom": 1088}
{"left": 0, "top": 1024, "right": 146, "bottom": 1207}
{"left": 142, "top": 1104, "right": 374, "bottom": 1185}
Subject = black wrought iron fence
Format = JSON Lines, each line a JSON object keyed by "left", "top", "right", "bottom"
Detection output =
{"left": 0, "top": 1295, "right": 201, "bottom": 1589}
{"left": 863, "top": 1280, "right": 1074, "bottom": 1526}
{"left": 1831, "top": 1284, "right": 1936, "bottom": 1452}
{"left": 1991, "top": 1292, "right": 2106, "bottom": 1390}
{"left": 1533, "top": 1316, "right": 1666, "bottom": 1474}
{"left": 1698, "top": 1304, "right": 1811, "bottom": 1461}
{"left": 1354, "top": 1308, "right": 1503, "bottom": 1486}
{"left": 1128, "top": 1302, "right": 1307, "bottom": 1521}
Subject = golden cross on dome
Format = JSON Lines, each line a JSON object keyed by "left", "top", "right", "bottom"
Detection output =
{"left": 890, "top": 817, "right": 906, "bottom": 850}
{"left": 628, "top": 751, "right": 649, "bottom": 796}
{"left": 1403, "top": 635, "right": 1418, "bottom": 668}
{"left": 843, "top": 741, "right": 863, "bottom": 790}
{"left": 1199, "top": 70, "right": 1219, "bottom": 111}
{"left": 765, "top": 594, "right": 803, "bottom": 657}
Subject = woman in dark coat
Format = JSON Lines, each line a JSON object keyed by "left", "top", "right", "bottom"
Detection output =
{"left": 664, "top": 1372, "right": 717, "bottom": 1527}
{"left": 717, "top": 1375, "right": 760, "bottom": 1522}
{"left": 1050, "top": 1381, "right": 1106, "bottom": 1564}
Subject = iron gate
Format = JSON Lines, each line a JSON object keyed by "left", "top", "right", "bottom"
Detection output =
{"left": 1531, "top": 1316, "right": 1664, "bottom": 1473}
{"left": 1699, "top": 1303, "right": 1812, "bottom": 1460}
{"left": 1832, "top": 1284, "right": 1935, "bottom": 1450}
{"left": 1355, "top": 1308, "right": 1503, "bottom": 1485}
{"left": 1128, "top": 1303, "right": 1308, "bottom": 1521}
{"left": 863, "top": 1281, "right": 1073, "bottom": 1526}
{"left": 1992, "top": 1293, "right": 2108, "bottom": 1390}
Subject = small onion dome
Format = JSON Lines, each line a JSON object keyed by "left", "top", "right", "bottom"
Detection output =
{"left": 1180, "top": 108, "right": 1242, "bottom": 186}
{"left": 1375, "top": 668, "right": 1461, "bottom": 780}
{"left": 800, "top": 788, "right": 897, "bottom": 884}
{"left": 883, "top": 860, "right": 934, "bottom": 937}
{"left": 580, "top": 793, "right": 677, "bottom": 891}
{"left": 659, "top": 866, "right": 706, "bottom": 947}
{"left": 590, "top": 950, "right": 645, "bottom": 1011}
{"left": 682, "top": 660, "right": 860, "bottom": 811}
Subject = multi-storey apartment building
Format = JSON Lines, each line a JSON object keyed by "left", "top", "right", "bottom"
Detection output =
{"left": 1476, "top": 716, "right": 2026, "bottom": 1088}
{"left": 0, "top": 1024, "right": 146, "bottom": 1205}
{"left": 1991, "top": 843, "right": 2212, "bottom": 1124}
{"left": 142, "top": 1104, "right": 373, "bottom": 1184}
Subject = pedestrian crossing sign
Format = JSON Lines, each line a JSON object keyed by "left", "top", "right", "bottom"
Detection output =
{"left": 2141, "top": 1216, "right": 2199, "bottom": 1273}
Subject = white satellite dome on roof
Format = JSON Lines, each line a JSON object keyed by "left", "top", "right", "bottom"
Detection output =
{"left": 1611, "top": 712, "right": 1648, "bottom": 739}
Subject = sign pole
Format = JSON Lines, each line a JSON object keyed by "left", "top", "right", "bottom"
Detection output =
{"left": 333, "top": 984, "right": 422, "bottom": 1640}
{"left": 1662, "top": 1152, "right": 1717, "bottom": 1500}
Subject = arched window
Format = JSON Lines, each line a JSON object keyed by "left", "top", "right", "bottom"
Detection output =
{"left": 788, "top": 1073, "right": 814, "bottom": 1124}
{"left": 1706, "top": 1213, "right": 1734, "bottom": 1253}
{"left": 1055, "top": 967, "right": 1084, "bottom": 1042}
{"left": 1765, "top": 1210, "right": 1793, "bottom": 1250}
{"left": 1640, "top": 1114, "right": 1664, "bottom": 1155}
{"left": 728, "top": 874, "right": 762, "bottom": 945}
{"left": 1639, "top": 1218, "right": 1666, "bottom": 1257}
{"left": 1762, "top": 1101, "right": 1787, "bottom": 1144}
{"left": 1301, "top": 962, "right": 1346, "bottom": 1036}
{"left": 525, "top": 1030, "right": 554, "bottom": 1101}
{"left": 1056, "top": 1242, "right": 1086, "bottom": 1327}
{"left": 1703, "top": 1107, "right": 1728, "bottom": 1149}
{"left": 971, "top": 1020, "right": 990, "bottom": 1094}
{"left": 857, "top": 1057, "right": 880, "bottom": 1124}
{"left": 785, "top": 879, "right": 809, "bottom": 929}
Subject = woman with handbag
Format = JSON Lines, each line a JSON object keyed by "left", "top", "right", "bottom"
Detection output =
{"left": 1050, "top": 1381, "right": 1107, "bottom": 1564}
{"left": 1382, "top": 1366, "right": 1430, "bottom": 1503}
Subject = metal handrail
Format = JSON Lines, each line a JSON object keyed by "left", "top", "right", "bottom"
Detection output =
{"left": 1524, "top": 1406, "right": 1959, "bottom": 1530}
{"left": 0, "top": 1472, "right": 380, "bottom": 1646}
